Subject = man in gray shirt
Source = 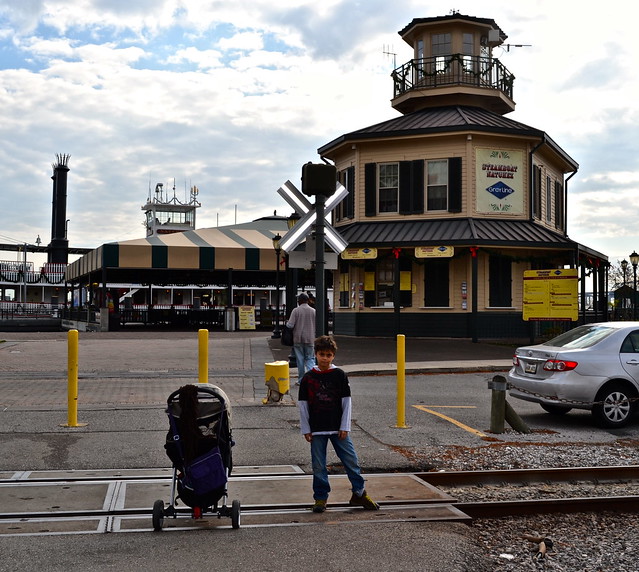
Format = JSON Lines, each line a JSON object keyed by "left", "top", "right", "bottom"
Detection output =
{"left": 286, "top": 293, "right": 316, "bottom": 379}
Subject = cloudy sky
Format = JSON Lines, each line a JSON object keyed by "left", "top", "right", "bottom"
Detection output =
{"left": 0, "top": 0, "right": 637, "bottom": 269}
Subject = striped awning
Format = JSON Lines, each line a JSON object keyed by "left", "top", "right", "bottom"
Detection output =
{"left": 66, "top": 218, "right": 290, "bottom": 281}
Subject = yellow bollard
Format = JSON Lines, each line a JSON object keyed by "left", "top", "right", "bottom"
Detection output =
{"left": 61, "top": 329, "right": 86, "bottom": 428}
{"left": 395, "top": 334, "right": 407, "bottom": 428}
{"left": 262, "top": 361, "right": 290, "bottom": 404}
{"left": 198, "top": 329, "right": 209, "bottom": 384}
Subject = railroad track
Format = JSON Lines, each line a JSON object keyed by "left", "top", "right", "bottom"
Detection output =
{"left": 1, "top": 466, "right": 638, "bottom": 526}
{"left": 420, "top": 465, "right": 639, "bottom": 518}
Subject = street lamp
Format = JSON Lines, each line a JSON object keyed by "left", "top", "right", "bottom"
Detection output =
{"left": 271, "top": 233, "right": 282, "bottom": 339}
{"left": 621, "top": 259, "right": 628, "bottom": 286}
{"left": 630, "top": 251, "right": 639, "bottom": 320}
{"left": 285, "top": 212, "right": 301, "bottom": 367}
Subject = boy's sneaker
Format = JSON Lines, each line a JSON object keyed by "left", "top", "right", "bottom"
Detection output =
{"left": 312, "top": 499, "right": 327, "bottom": 513}
{"left": 349, "top": 490, "right": 379, "bottom": 510}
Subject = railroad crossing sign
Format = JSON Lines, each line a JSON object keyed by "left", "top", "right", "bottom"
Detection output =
{"left": 276, "top": 180, "right": 349, "bottom": 254}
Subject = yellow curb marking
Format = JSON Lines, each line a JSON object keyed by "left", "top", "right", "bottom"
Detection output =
{"left": 412, "top": 405, "right": 487, "bottom": 437}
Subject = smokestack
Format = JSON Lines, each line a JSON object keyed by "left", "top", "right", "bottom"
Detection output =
{"left": 48, "top": 153, "right": 70, "bottom": 264}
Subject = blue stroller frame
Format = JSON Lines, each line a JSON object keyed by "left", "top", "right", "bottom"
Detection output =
{"left": 152, "top": 383, "right": 240, "bottom": 530}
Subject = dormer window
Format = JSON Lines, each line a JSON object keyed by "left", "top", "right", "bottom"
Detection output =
{"left": 426, "top": 160, "right": 448, "bottom": 211}
{"left": 462, "top": 32, "right": 474, "bottom": 70}
{"left": 432, "top": 33, "right": 451, "bottom": 72}
{"left": 379, "top": 163, "right": 399, "bottom": 213}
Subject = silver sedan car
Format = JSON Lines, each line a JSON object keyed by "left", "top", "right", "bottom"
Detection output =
{"left": 508, "top": 322, "right": 639, "bottom": 428}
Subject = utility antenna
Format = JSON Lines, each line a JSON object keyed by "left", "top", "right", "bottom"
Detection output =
{"left": 382, "top": 44, "right": 397, "bottom": 69}
{"left": 504, "top": 43, "right": 532, "bottom": 52}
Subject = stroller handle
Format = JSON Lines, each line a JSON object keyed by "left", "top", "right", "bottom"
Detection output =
{"left": 166, "top": 384, "right": 229, "bottom": 406}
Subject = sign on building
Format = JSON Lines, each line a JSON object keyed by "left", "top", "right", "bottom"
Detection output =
{"left": 475, "top": 148, "right": 524, "bottom": 214}
{"left": 523, "top": 269, "right": 578, "bottom": 321}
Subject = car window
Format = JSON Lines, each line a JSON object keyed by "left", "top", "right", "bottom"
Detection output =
{"left": 542, "top": 325, "right": 616, "bottom": 349}
{"left": 620, "top": 331, "right": 639, "bottom": 353}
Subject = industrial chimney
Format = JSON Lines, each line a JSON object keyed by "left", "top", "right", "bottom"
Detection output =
{"left": 48, "top": 154, "right": 70, "bottom": 264}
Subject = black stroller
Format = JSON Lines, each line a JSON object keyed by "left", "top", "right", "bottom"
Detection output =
{"left": 152, "top": 383, "right": 240, "bottom": 530}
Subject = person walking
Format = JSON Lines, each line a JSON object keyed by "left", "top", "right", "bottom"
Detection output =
{"left": 286, "top": 292, "right": 316, "bottom": 379}
{"left": 298, "top": 335, "right": 379, "bottom": 513}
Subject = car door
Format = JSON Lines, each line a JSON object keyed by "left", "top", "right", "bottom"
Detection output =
{"left": 620, "top": 330, "right": 639, "bottom": 384}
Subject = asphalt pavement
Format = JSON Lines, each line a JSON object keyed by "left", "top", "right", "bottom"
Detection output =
{"left": 0, "top": 329, "right": 519, "bottom": 571}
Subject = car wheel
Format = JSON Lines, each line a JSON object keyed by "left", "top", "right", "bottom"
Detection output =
{"left": 541, "top": 403, "right": 572, "bottom": 415}
{"left": 592, "top": 384, "right": 637, "bottom": 428}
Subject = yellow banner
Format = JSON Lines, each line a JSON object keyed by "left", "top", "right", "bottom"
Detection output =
{"left": 415, "top": 246, "right": 454, "bottom": 258}
{"left": 364, "top": 272, "right": 375, "bottom": 291}
{"left": 341, "top": 247, "right": 377, "bottom": 260}
{"left": 523, "top": 269, "right": 578, "bottom": 321}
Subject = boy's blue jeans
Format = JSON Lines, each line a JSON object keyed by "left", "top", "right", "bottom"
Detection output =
{"left": 310, "top": 433, "right": 365, "bottom": 500}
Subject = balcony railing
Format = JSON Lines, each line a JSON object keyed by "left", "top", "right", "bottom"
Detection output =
{"left": 392, "top": 54, "right": 514, "bottom": 101}
{"left": 0, "top": 261, "right": 67, "bottom": 285}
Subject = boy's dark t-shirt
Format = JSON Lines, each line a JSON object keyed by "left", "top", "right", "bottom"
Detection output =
{"left": 298, "top": 367, "right": 351, "bottom": 433}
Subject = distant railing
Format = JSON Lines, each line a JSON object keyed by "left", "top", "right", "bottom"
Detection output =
{"left": 0, "top": 261, "right": 67, "bottom": 285}
{"left": 392, "top": 54, "right": 514, "bottom": 101}
{"left": 0, "top": 301, "right": 61, "bottom": 319}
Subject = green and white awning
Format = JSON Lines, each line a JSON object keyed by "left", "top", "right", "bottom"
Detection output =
{"left": 66, "top": 218, "right": 289, "bottom": 281}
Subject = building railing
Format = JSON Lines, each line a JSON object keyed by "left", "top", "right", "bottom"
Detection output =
{"left": 0, "top": 301, "right": 62, "bottom": 319}
{"left": 0, "top": 261, "right": 67, "bottom": 285}
{"left": 392, "top": 54, "right": 514, "bottom": 100}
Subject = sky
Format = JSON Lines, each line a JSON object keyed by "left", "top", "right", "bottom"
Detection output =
{"left": 0, "top": 0, "right": 637, "bottom": 270}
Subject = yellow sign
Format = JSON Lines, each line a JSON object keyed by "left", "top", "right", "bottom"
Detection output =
{"left": 364, "top": 272, "right": 375, "bottom": 291}
{"left": 341, "top": 247, "right": 377, "bottom": 260}
{"left": 415, "top": 246, "right": 454, "bottom": 258}
{"left": 238, "top": 306, "right": 256, "bottom": 330}
{"left": 523, "top": 269, "right": 578, "bottom": 321}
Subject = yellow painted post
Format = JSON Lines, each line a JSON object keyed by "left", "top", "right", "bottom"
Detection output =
{"left": 61, "top": 329, "right": 86, "bottom": 427}
{"left": 198, "top": 329, "right": 209, "bottom": 383}
{"left": 396, "top": 334, "right": 407, "bottom": 428}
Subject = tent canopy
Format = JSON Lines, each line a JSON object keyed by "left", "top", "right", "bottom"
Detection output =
{"left": 66, "top": 217, "right": 291, "bottom": 286}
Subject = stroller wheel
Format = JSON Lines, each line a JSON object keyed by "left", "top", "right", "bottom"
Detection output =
{"left": 231, "top": 499, "right": 241, "bottom": 529}
{"left": 152, "top": 499, "right": 164, "bottom": 531}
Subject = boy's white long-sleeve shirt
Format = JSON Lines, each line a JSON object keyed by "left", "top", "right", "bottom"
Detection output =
{"left": 297, "top": 365, "right": 352, "bottom": 435}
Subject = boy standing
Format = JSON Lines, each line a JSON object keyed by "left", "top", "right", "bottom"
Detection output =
{"left": 297, "top": 335, "right": 379, "bottom": 513}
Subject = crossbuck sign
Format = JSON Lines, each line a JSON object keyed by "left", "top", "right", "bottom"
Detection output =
{"left": 276, "top": 180, "right": 349, "bottom": 254}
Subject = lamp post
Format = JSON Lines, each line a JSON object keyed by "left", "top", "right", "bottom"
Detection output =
{"left": 284, "top": 212, "right": 301, "bottom": 367}
{"left": 630, "top": 251, "right": 639, "bottom": 320}
{"left": 271, "top": 233, "right": 282, "bottom": 339}
{"left": 621, "top": 259, "right": 629, "bottom": 317}
{"left": 285, "top": 212, "right": 300, "bottom": 367}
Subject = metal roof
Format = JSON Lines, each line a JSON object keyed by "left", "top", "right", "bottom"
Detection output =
{"left": 336, "top": 218, "right": 607, "bottom": 259}
{"left": 318, "top": 106, "right": 578, "bottom": 171}
{"left": 398, "top": 14, "right": 507, "bottom": 41}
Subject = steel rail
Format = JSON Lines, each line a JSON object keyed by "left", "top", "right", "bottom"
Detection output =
{"left": 418, "top": 465, "right": 639, "bottom": 487}
{"left": 456, "top": 495, "right": 639, "bottom": 519}
{"left": 2, "top": 467, "right": 639, "bottom": 523}
{"left": 0, "top": 471, "right": 301, "bottom": 485}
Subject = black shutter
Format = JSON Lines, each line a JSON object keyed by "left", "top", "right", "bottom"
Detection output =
{"left": 489, "top": 254, "right": 512, "bottom": 307}
{"left": 399, "top": 161, "right": 411, "bottom": 214}
{"left": 364, "top": 163, "right": 377, "bottom": 217}
{"left": 533, "top": 165, "right": 542, "bottom": 218}
{"left": 346, "top": 166, "right": 355, "bottom": 218}
{"left": 411, "top": 160, "right": 424, "bottom": 214}
{"left": 448, "top": 157, "right": 462, "bottom": 213}
{"left": 424, "top": 259, "right": 449, "bottom": 306}
{"left": 554, "top": 180, "right": 563, "bottom": 231}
